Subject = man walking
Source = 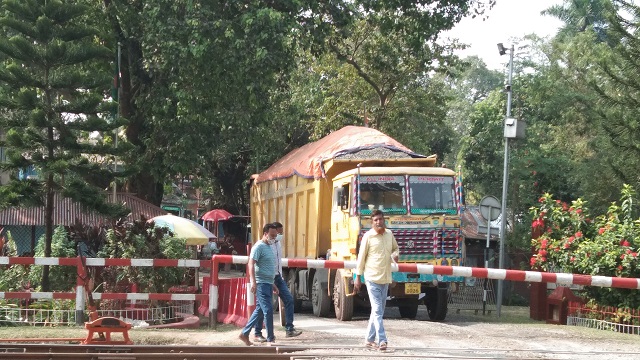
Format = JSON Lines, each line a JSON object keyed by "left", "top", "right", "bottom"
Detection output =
{"left": 254, "top": 222, "right": 302, "bottom": 342}
{"left": 354, "top": 210, "right": 399, "bottom": 351}
{"left": 238, "top": 223, "right": 279, "bottom": 346}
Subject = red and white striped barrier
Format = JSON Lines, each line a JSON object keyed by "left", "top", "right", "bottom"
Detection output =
{"left": 0, "top": 292, "right": 207, "bottom": 302}
{"left": 0, "top": 257, "right": 210, "bottom": 268}
{"left": 211, "top": 255, "right": 640, "bottom": 290}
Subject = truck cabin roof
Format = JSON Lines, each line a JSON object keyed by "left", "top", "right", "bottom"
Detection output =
{"left": 333, "top": 166, "right": 456, "bottom": 181}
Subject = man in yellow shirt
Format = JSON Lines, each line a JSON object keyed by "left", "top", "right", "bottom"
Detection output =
{"left": 354, "top": 209, "right": 399, "bottom": 351}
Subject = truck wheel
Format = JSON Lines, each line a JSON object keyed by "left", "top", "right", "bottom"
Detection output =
{"left": 424, "top": 286, "right": 448, "bottom": 321}
{"left": 333, "top": 275, "right": 353, "bottom": 321}
{"left": 397, "top": 298, "right": 419, "bottom": 319}
{"left": 287, "top": 270, "right": 302, "bottom": 312}
{"left": 312, "top": 272, "right": 330, "bottom": 317}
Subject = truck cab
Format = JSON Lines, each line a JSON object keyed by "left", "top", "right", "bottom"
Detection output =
{"left": 329, "top": 167, "right": 462, "bottom": 320}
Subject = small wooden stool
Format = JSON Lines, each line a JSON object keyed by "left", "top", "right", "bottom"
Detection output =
{"left": 82, "top": 317, "right": 133, "bottom": 345}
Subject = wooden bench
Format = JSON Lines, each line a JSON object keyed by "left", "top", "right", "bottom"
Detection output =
{"left": 82, "top": 317, "right": 133, "bottom": 345}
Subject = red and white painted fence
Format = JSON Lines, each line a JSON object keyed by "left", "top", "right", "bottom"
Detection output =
{"left": 0, "top": 256, "right": 209, "bottom": 325}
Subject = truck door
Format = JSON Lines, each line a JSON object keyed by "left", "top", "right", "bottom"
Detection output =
{"left": 329, "top": 182, "right": 351, "bottom": 259}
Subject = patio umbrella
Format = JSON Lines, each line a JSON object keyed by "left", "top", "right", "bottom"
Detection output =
{"left": 151, "top": 214, "right": 215, "bottom": 246}
{"left": 201, "top": 209, "right": 234, "bottom": 222}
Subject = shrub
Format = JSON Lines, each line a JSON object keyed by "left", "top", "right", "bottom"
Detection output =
{"left": 530, "top": 185, "right": 640, "bottom": 308}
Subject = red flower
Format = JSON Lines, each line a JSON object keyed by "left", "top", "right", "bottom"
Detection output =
{"left": 620, "top": 254, "right": 626, "bottom": 260}
{"left": 564, "top": 243, "right": 570, "bottom": 249}
{"left": 598, "top": 228, "right": 606, "bottom": 235}
{"left": 633, "top": 252, "right": 638, "bottom": 257}
{"left": 538, "top": 197, "right": 545, "bottom": 203}
{"left": 576, "top": 209, "right": 582, "bottom": 215}
{"left": 617, "top": 265, "right": 623, "bottom": 271}
{"left": 621, "top": 240, "right": 630, "bottom": 247}
{"left": 532, "top": 218, "right": 545, "bottom": 229}
{"left": 539, "top": 249, "right": 547, "bottom": 256}
{"left": 562, "top": 202, "right": 569, "bottom": 211}
{"left": 570, "top": 256, "right": 575, "bottom": 262}
{"left": 626, "top": 249, "right": 632, "bottom": 254}
{"left": 540, "top": 256, "right": 547, "bottom": 262}
{"left": 574, "top": 231, "right": 583, "bottom": 238}
{"left": 530, "top": 257, "right": 536, "bottom": 267}
{"left": 556, "top": 200, "right": 561, "bottom": 204}
{"left": 568, "top": 236, "right": 575, "bottom": 243}
{"left": 540, "top": 239, "right": 548, "bottom": 248}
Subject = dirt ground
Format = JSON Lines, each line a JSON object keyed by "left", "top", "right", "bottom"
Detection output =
{"left": 134, "top": 304, "right": 639, "bottom": 359}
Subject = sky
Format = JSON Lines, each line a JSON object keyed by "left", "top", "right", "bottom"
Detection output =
{"left": 444, "top": 0, "right": 565, "bottom": 70}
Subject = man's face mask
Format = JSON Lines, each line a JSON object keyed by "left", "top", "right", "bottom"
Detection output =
{"left": 275, "top": 234, "right": 283, "bottom": 242}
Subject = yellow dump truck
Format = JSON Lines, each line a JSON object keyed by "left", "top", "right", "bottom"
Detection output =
{"left": 249, "top": 126, "right": 462, "bottom": 321}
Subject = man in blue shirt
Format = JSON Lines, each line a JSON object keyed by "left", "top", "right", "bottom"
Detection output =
{"left": 239, "top": 223, "right": 279, "bottom": 345}
{"left": 253, "top": 222, "right": 302, "bottom": 342}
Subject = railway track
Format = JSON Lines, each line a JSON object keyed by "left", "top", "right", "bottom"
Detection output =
{"left": 1, "top": 343, "right": 639, "bottom": 359}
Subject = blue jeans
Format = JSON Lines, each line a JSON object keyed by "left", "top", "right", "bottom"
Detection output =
{"left": 255, "top": 274, "right": 295, "bottom": 335}
{"left": 365, "top": 280, "right": 389, "bottom": 345}
{"left": 241, "top": 282, "right": 275, "bottom": 341}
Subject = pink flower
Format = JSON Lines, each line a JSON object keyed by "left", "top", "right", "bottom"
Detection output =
{"left": 620, "top": 254, "right": 626, "bottom": 260}
{"left": 530, "top": 257, "right": 536, "bottom": 267}
{"left": 570, "top": 256, "right": 576, "bottom": 262}
{"left": 617, "top": 265, "right": 623, "bottom": 271}
{"left": 621, "top": 240, "right": 630, "bottom": 247}
{"left": 598, "top": 228, "right": 606, "bottom": 235}
{"left": 576, "top": 209, "right": 582, "bottom": 215}
{"left": 539, "top": 249, "right": 547, "bottom": 257}
{"left": 540, "top": 239, "right": 548, "bottom": 248}
{"left": 564, "top": 243, "right": 570, "bottom": 249}
{"left": 538, "top": 197, "right": 545, "bottom": 203}
{"left": 575, "top": 231, "right": 583, "bottom": 238}
{"left": 568, "top": 236, "right": 575, "bottom": 243}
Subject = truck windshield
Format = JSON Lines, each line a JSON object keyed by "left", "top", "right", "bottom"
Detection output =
{"left": 358, "top": 175, "right": 406, "bottom": 215}
{"left": 409, "top": 176, "right": 456, "bottom": 215}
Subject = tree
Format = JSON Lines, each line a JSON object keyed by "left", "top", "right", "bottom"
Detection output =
{"left": 0, "top": 0, "right": 127, "bottom": 290}
{"left": 100, "top": 1, "right": 493, "bottom": 211}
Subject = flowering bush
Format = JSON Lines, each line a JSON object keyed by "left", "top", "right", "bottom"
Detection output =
{"left": 530, "top": 185, "right": 640, "bottom": 308}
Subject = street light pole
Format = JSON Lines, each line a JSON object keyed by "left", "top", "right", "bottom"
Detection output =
{"left": 497, "top": 43, "right": 514, "bottom": 317}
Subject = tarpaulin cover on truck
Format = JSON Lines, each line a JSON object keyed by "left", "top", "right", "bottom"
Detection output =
{"left": 253, "top": 126, "right": 425, "bottom": 183}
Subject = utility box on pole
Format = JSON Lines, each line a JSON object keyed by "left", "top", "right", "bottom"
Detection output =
{"left": 504, "top": 118, "right": 526, "bottom": 139}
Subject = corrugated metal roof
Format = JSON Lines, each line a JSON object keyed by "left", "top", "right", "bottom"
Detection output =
{"left": 461, "top": 206, "right": 500, "bottom": 240}
{"left": 0, "top": 193, "right": 167, "bottom": 226}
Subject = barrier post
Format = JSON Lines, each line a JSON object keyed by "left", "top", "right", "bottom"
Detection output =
{"left": 246, "top": 244, "right": 255, "bottom": 322}
{"left": 209, "top": 255, "right": 219, "bottom": 329}
{"left": 75, "top": 256, "right": 86, "bottom": 325}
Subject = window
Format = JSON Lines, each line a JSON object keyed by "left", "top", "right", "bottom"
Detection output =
{"left": 333, "top": 184, "right": 350, "bottom": 211}
{"left": 409, "top": 176, "right": 456, "bottom": 215}
{"left": 358, "top": 175, "right": 406, "bottom": 215}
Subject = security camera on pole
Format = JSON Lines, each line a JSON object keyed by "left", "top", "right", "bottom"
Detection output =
{"left": 496, "top": 43, "right": 526, "bottom": 317}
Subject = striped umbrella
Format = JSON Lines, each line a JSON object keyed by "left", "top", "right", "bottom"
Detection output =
{"left": 151, "top": 214, "right": 216, "bottom": 246}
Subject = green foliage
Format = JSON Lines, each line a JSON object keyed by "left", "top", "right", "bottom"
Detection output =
{"left": 0, "top": 232, "right": 30, "bottom": 292}
{"left": 530, "top": 186, "right": 640, "bottom": 308}
{"left": 97, "top": 218, "right": 192, "bottom": 294}
{"left": 27, "top": 226, "right": 76, "bottom": 291}
{"left": 0, "top": 0, "right": 128, "bottom": 289}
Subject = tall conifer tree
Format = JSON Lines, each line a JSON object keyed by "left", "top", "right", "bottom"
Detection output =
{"left": 0, "top": 0, "right": 127, "bottom": 290}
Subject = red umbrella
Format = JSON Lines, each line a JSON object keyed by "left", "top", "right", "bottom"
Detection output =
{"left": 201, "top": 209, "right": 234, "bottom": 222}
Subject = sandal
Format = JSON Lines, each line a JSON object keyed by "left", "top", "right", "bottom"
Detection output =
{"left": 365, "top": 341, "right": 377, "bottom": 349}
{"left": 379, "top": 342, "right": 387, "bottom": 351}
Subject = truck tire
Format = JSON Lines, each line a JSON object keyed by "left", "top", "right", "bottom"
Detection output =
{"left": 287, "top": 270, "right": 302, "bottom": 312}
{"left": 312, "top": 272, "right": 331, "bottom": 317}
{"left": 424, "top": 286, "right": 448, "bottom": 321}
{"left": 397, "top": 298, "right": 419, "bottom": 319}
{"left": 333, "top": 275, "right": 353, "bottom": 321}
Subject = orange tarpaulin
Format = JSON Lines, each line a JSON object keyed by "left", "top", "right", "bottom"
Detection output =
{"left": 253, "top": 126, "right": 424, "bottom": 183}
